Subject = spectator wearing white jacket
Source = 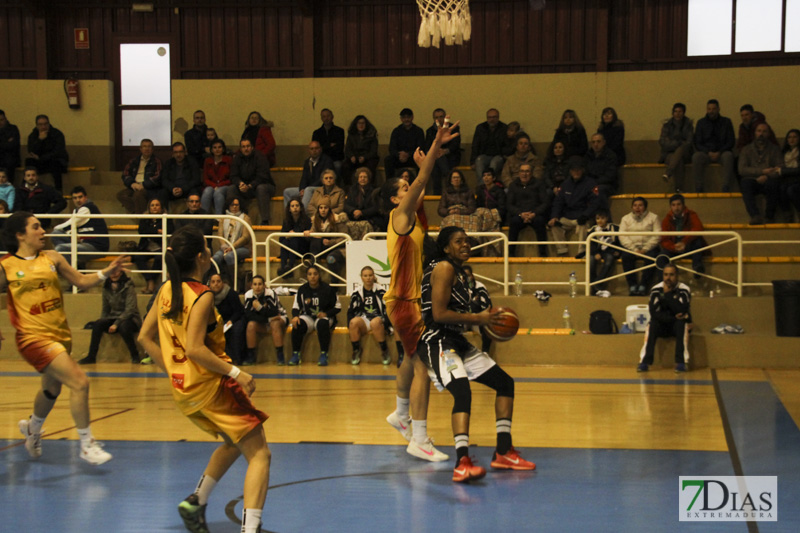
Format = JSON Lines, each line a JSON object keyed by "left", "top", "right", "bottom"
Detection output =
{"left": 619, "top": 196, "right": 660, "bottom": 296}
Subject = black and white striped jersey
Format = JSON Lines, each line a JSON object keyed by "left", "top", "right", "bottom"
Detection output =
{"left": 420, "top": 258, "right": 472, "bottom": 337}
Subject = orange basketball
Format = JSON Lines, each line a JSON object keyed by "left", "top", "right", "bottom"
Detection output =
{"left": 483, "top": 307, "right": 519, "bottom": 342}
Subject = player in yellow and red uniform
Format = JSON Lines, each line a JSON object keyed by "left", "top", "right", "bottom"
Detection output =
{"left": 0, "top": 211, "right": 128, "bottom": 465}
{"left": 138, "top": 225, "right": 270, "bottom": 533}
{"left": 381, "top": 118, "right": 460, "bottom": 463}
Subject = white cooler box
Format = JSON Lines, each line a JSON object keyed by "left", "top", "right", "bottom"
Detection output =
{"left": 626, "top": 304, "right": 650, "bottom": 332}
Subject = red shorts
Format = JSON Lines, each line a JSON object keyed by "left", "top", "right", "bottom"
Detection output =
{"left": 17, "top": 335, "right": 72, "bottom": 373}
{"left": 186, "top": 377, "right": 269, "bottom": 444}
{"left": 386, "top": 299, "right": 424, "bottom": 357}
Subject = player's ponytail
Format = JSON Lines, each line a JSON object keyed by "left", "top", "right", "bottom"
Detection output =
{"left": 380, "top": 178, "right": 402, "bottom": 214}
{"left": 164, "top": 225, "right": 207, "bottom": 320}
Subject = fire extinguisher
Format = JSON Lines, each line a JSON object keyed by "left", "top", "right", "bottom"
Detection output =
{"left": 64, "top": 78, "right": 81, "bottom": 110}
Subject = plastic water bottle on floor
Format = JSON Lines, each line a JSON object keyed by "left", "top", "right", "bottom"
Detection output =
{"left": 562, "top": 306, "right": 572, "bottom": 329}
{"left": 569, "top": 271, "right": 577, "bottom": 298}
{"left": 515, "top": 271, "right": 523, "bottom": 297}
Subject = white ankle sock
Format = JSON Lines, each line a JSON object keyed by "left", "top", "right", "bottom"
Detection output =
{"left": 194, "top": 475, "right": 217, "bottom": 506}
{"left": 412, "top": 419, "right": 428, "bottom": 444}
{"left": 77, "top": 427, "right": 93, "bottom": 448}
{"left": 395, "top": 397, "right": 410, "bottom": 419}
{"left": 241, "top": 508, "right": 262, "bottom": 533}
{"left": 29, "top": 414, "right": 46, "bottom": 434}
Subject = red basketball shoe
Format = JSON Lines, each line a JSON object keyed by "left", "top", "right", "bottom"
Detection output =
{"left": 490, "top": 447, "right": 536, "bottom": 471}
{"left": 452, "top": 456, "right": 486, "bottom": 483}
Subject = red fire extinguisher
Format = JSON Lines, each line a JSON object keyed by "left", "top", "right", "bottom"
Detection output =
{"left": 64, "top": 78, "right": 81, "bottom": 110}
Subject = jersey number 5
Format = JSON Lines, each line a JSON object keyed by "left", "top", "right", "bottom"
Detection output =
{"left": 170, "top": 334, "right": 188, "bottom": 363}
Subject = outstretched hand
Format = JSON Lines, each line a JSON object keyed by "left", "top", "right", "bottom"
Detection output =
{"left": 436, "top": 116, "right": 460, "bottom": 145}
{"left": 104, "top": 255, "right": 133, "bottom": 278}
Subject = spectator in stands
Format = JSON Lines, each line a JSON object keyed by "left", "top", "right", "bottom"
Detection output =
{"left": 343, "top": 115, "right": 379, "bottom": 184}
{"left": 209, "top": 273, "right": 246, "bottom": 365}
{"left": 619, "top": 196, "right": 661, "bottom": 296}
{"left": 16, "top": 167, "right": 66, "bottom": 228}
{"left": 25, "top": 114, "right": 68, "bottom": 192}
{"left": 424, "top": 108, "right": 461, "bottom": 195}
{"left": 508, "top": 163, "right": 550, "bottom": 257}
{"left": 201, "top": 138, "right": 232, "bottom": 214}
{"left": 586, "top": 208, "right": 620, "bottom": 297}
{"left": 135, "top": 197, "right": 173, "bottom": 295}
{"left": 312, "top": 108, "right": 345, "bottom": 176}
{"left": 384, "top": 108, "right": 425, "bottom": 183}
{"left": 504, "top": 121, "right": 523, "bottom": 156}
{"left": 438, "top": 170, "right": 477, "bottom": 222}
{"left": 777, "top": 129, "right": 800, "bottom": 216}
{"left": 309, "top": 197, "right": 345, "bottom": 271}
{"left": 283, "top": 140, "right": 334, "bottom": 207}
{"left": 736, "top": 104, "right": 777, "bottom": 154}
{"left": 637, "top": 263, "right": 691, "bottom": 373}
{"left": 174, "top": 193, "right": 214, "bottom": 242}
{"left": 77, "top": 270, "right": 141, "bottom": 365}
{"left": 227, "top": 138, "right": 275, "bottom": 225}
{"left": 288, "top": 265, "right": 341, "bottom": 367}
{"left": 118, "top": 138, "right": 163, "bottom": 215}
{"left": 738, "top": 122, "right": 782, "bottom": 225}
{"left": 212, "top": 197, "right": 252, "bottom": 277}
{"left": 184, "top": 109, "right": 208, "bottom": 167}
{"left": 306, "top": 169, "right": 346, "bottom": 222}
{"left": 500, "top": 134, "right": 542, "bottom": 188}
{"left": 0, "top": 199, "right": 9, "bottom": 229}
{"left": 660, "top": 194, "right": 707, "bottom": 278}
{"left": 241, "top": 111, "right": 276, "bottom": 167}
{"left": 344, "top": 166, "right": 381, "bottom": 240}
{"left": 475, "top": 167, "right": 507, "bottom": 228}
{"left": 0, "top": 168, "right": 15, "bottom": 211}
{"left": 205, "top": 127, "right": 219, "bottom": 154}
{"left": 597, "top": 107, "right": 626, "bottom": 166}
{"left": 585, "top": 133, "right": 619, "bottom": 201}
{"left": 692, "top": 99, "right": 735, "bottom": 192}
{"left": 470, "top": 108, "right": 508, "bottom": 181}
{"left": 659, "top": 103, "right": 694, "bottom": 192}
{"left": 0, "top": 110, "right": 20, "bottom": 173}
{"left": 347, "top": 265, "right": 392, "bottom": 366}
{"left": 548, "top": 156, "right": 600, "bottom": 257}
{"left": 462, "top": 265, "right": 494, "bottom": 355}
{"left": 278, "top": 197, "right": 312, "bottom": 277}
{"left": 542, "top": 141, "right": 569, "bottom": 194}
{"left": 51, "top": 186, "right": 109, "bottom": 266}
{"left": 243, "top": 275, "right": 288, "bottom": 366}
{"left": 552, "top": 109, "right": 588, "bottom": 158}
{"left": 161, "top": 141, "right": 202, "bottom": 210}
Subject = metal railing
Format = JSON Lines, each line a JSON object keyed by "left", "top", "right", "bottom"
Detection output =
{"left": 3, "top": 212, "right": 257, "bottom": 292}
{"left": 263, "top": 232, "right": 353, "bottom": 288}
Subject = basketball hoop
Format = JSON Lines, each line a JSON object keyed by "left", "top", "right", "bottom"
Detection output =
{"left": 416, "top": 0, "right": 472, "bottom": 48}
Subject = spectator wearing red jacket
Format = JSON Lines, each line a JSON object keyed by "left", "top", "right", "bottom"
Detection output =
{"left": 241, "top": 111, "right": 276, "bottom": 167}
{"left": 659, "top": 194, "right": 707, "bottom": 277}
{"left": 201, "top": 139, "right": 233, "bottom": 214}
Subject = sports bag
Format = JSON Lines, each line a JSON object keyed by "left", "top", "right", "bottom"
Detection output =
{"left": 589, "top": 310, "right": 618, "bottom": 334}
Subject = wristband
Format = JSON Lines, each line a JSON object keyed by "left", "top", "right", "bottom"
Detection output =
{"left": 227, "top": 366, "right": 241, "bottom": 379}
{"left": 97, "top": 270, "right": 107, "bottom": 281}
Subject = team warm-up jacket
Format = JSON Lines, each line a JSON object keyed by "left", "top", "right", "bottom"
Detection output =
{"left": 292, "top": 282, "right": 341, "bottom": 322}
{"left": 648, "top": 281, "right": 692, "bottom": 324}
{"left": 347, "top": 285, "right": 388, "bottom": 323}
{"left": 244, "top": 287, "right": 287, "bottom": 324}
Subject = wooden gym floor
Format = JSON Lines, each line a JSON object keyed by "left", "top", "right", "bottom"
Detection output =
{"left": 1, "top": 361, "right": 799, "bottom": 532}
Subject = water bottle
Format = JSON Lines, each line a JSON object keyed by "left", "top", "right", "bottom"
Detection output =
{"left": 562, "top": 306, "right": 572, "bottom": 329}
{"left": 569, "top": 271, "right": 577, "bottom": 298}
{"left": 514, "top": 270, "right": 523, "bottom": 297}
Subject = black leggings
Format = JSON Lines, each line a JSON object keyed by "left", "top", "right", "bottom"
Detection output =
{"left": 291, "top": 317, "right": 333, "bottom": 353}
{"left": 446, "top": 365, "right": 515, "bottom": 415}
{"left": 87, "top": 317, "right": 141, "bottom": 361}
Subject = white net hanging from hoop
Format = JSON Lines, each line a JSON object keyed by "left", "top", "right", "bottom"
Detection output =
{"left": 416, "top": 0, "right": 472, "bottom": 48}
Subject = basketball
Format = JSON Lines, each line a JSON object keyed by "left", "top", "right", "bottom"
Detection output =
{"left": 483, "top": 307, "right": 520, "bottom": 342}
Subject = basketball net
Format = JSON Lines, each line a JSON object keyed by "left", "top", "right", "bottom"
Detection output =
{"left": 416, "top": 0, "right": 472, "bottom": 48}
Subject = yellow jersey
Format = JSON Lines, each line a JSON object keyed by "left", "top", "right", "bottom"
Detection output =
{"left": 1, "top": 252, "right": 71, "bottom": 348}
{"left": 384, "top": 210, "right": 425, "bottom": 303}
{"left": 155, "top": 280, "right": 232, "bottom": 415}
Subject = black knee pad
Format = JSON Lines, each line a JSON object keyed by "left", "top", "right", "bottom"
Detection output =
{"left": 43, "top": 389, "right": 59, "bottom": 401}
{"left": 476, "top": 366, "right": 515, "bottom": 398}
{"left": 446, "top": 377, "right": 472, "bottom": 415}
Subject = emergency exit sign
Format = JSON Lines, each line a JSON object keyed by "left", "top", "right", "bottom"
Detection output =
{"left": 75, "top": 28, "right": 90, "bottom": 49}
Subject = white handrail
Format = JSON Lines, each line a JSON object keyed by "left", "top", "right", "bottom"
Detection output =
{"left": 263, "top": 232, "right": 353, "bottom": 288}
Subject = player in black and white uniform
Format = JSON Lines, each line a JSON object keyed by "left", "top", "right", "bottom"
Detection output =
{"left": 347, "top": 266, "right": 396, "bottom": 366}
{"left": 289, "top": 265, "right": 341, "bottom": 367}
{"left": 418, "top": 226, "right": 536, "bottom": 483}
{"left": 243, "top": 274, "right": 288, "bottom": 365}
{"left": 462, "top": 264, "right": 494, "bottom": 355}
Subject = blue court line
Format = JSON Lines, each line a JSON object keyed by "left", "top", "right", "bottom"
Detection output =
{"left": 717, "top": 381, "right": 800, "bottom": 530}
{"left": 0, "top": 369, "right": 721, "bottom": 385}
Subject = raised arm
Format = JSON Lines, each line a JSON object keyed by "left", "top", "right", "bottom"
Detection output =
{"left": 49, "top": 250, "right": 130, "bottom": 291}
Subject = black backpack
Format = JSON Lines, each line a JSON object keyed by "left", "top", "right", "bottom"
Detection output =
{"left": 589, "top": 310, "right": 618, "bottom": 334}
